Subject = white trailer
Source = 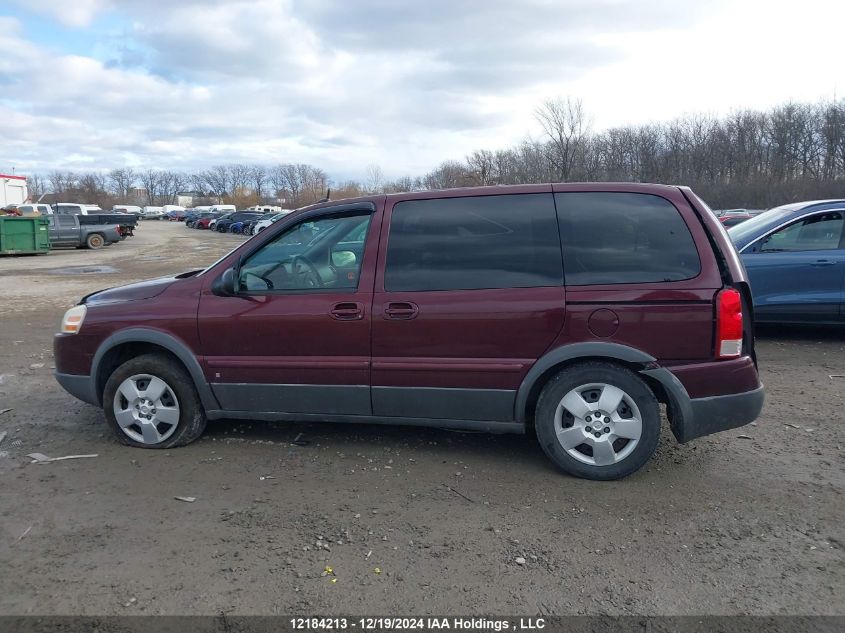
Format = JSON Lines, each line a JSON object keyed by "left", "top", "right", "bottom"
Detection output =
{"left": 0, "top": 173, "right": 28, "bottom": 207}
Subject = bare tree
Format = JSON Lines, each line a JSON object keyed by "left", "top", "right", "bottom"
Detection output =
{"left": 365, "top": 163, "right": 384, "bottom": 194}
{"left": 466, "top": 149, "right": 496, "bottom": 185}
{"left": 108, "top": 168, "right": 136, "bottom": 199}
{"left": 139, "top": 169, "right": 163, "bottom": 205}
{"left": 48, "top": 171, "right": 77, "bottom": 195}
{"left": 26, "top": 174, "right": 47, "bottom": 200}
{"left": 250, "top": 165, "right": 268, "bottom": 200}
{"left": 299, "top": 164, "right": 328, "bottom": 204}
{"left": 535, "top": 97, "right": 589, "bottom": 181}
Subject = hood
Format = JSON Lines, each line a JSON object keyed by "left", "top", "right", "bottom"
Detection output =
{"left": 82, "top": 272, "right": 197, "bottom": 305}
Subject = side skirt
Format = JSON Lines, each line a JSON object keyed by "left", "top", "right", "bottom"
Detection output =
{"left": 204, "top": 409, "right": 525, "bottom": 435}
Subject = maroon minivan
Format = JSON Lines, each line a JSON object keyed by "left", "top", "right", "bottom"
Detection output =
{"left": 54, "top": 183, "right": 763, "bottom": 479}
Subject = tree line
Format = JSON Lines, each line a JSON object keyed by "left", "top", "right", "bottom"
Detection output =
{"left": 25, "top": 98, "right": 845, "bottom": 210}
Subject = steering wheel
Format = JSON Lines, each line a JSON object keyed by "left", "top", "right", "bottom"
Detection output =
{"left": 291, "top": 255, "right": 323, "bottom": 288}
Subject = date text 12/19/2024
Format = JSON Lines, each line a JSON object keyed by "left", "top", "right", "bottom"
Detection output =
{"left": 290, "top": 618, "right": 547, "bottom": 631}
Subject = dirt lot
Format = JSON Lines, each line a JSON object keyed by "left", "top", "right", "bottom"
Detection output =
{"left": 0, "top": 221, "right": 842, "bottom": 616}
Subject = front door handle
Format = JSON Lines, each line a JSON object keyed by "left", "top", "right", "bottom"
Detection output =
{"left": 811, "top": 259, "right": 836, "bottom": 267}
{"left": 384, "top": 301, "right": 419, "bottom": 320}
{"left": 330, "top": 302, "right": 364, "bottom": 320}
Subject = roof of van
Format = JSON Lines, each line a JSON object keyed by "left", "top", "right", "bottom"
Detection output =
{"left": 296, "top": 182, "right": 687, "bottom": 214}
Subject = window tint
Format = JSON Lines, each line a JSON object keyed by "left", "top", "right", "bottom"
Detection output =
{"left": 239, "top": 213, "right": 371, "bottom": 292}
{"left": 759, "top": 212, "right": 843, "bottom": 252}
{"left": 555, "top": 192, "right": 701, "bottom": 285}
{"left": 384, "top": 194, "right": 562, "bottom": 292}
{"left": 58, "top": 215, "right": 76, "bottom": 226}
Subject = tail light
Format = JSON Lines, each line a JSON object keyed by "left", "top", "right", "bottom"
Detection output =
{"left": 716, "top": 288, "right": 743, "bottom": 358}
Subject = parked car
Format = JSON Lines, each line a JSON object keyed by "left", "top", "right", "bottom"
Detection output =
{"left": 113, "top": 205, "right": 143, "bottom": 217}
{"left": 196, "top": 213, "right": 225, "bottom": 230}
{"left": 185, "top": 211, "right": 215, "bottom": 228}
{"left": 728, "top": 198, "right": 845, "bottom": 324}
{"left": 53, "top": 183, "right": 763, "bottom": 480}
{"left": 46, "top": 214, "right": 122, "bottom": 249}
{"left": 251, "top": 211, "right": 292, "bottom": 234}
{"left": 140, "top": 206, "right": 165, "bottom": 220}
{"left": 165, "top": 205, "right": 188, "bottom": 221}
{"left": 207, "top": 213, "right": 232, "bottom": 231}
{"left": 719, "top": 213, "right": 752, "bottom": 227}
{"left": 240, "top": 219, "right": 261, "bottom": 235}
{"left": 215, "top": 212, "right": 261, "bottom": 233}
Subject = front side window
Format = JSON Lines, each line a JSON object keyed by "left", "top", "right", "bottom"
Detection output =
{"left": 757, "top": 212, "right": 844, "bottom": 252}
{"left": 238, "top": 213, "right": 371, "bottom": 292}
{"left": 555, "top": 192, "right": 701, "bottom": 285}
{"left": 384, "top": 194, "right": 562, "bottom": 292}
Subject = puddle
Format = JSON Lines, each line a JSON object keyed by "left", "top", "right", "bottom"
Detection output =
{"left": 138, "top": 255, "right": 167, "bottom": 261}
{"left": 50, "top": 265, "right": 119, "bottom": 275}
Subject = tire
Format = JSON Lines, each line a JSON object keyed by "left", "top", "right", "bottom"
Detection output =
{"left": 86, "top": 233, "right": 105, "bottom": 249}
{"left": 102, "top": 353, "right": 207, "bottom": 449}
{"left": 534, "top": 361, "right": 660, "bottom": 480}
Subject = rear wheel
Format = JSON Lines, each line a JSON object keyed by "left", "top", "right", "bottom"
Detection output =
{"left": 103, "top": 354, "right": 206, "bottom": 449}
{"left": 534, "top": 362, "right": 660, "bottom": 480}
{"left": 86, "top": 233, "right": 105, "bottom": 249}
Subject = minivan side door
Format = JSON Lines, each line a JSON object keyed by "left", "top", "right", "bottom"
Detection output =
{"left": 741, "top": 210, "right": 845, "bottom": 323}
{"left": 371, "top": 191, "right": 565, "bottom": 423}
{"left": 197, "top": 204, "right": 382, "bottom": 415}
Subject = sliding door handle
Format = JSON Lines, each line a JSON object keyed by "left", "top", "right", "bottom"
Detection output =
{"left": 384, "top": 301, "right": 419, "bottom": 320}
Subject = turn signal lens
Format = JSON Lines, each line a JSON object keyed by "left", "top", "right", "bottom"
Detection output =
{"left": 61, "top": 305, "right": 87, "bottom": 334}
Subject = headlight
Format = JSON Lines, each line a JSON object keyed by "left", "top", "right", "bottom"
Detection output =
{"left": 61, "top": 305, "right": 87, "bottom": 334}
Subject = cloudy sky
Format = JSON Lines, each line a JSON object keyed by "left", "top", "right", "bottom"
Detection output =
{"left": 2, "top": 0, "right": 844, "bottom": 181}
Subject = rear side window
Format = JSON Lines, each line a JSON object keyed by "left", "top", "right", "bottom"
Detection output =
{"left": 385, "top": 194, "right": 562, "bottom": 292}
{"left": 759, "top": 212, "right": 844, "bottom": 252}
{"left": 555, "top": 192, "right": 701, "bottom": 285}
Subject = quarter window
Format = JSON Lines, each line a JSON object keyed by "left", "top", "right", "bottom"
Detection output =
{"left": 758, "top": 212, "right": 844, "bottom": 252}
{"left": 555, "top": 192, "right": 701, "bottom": 285}
{"left": 384, "top": 194, "right": 562, "bottom": 292}
{"left": 238, "top": 213, "right": 371, "bottom": 292}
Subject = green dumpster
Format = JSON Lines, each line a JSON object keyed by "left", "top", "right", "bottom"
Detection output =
{"left": 0, "top": 216, "right": 51, "bottom": 255}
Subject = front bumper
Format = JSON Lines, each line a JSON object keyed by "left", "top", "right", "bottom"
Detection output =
{"left": 642, "top": 367, "right": 764, "bottom": 443}
{"left": 55, "top": 372, "right": 99, "bottom": 407}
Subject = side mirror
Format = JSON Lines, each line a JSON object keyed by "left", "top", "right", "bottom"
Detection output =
{"left": 212, "top": 267, "right": 238, "bottom": 297}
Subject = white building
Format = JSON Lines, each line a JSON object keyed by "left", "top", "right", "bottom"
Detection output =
{"left": 0, "top": 173, "right": 28, "bottom": 207}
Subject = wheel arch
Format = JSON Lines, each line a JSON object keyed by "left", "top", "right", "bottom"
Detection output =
{"left": 91, "top": 329, "right": 219, "bottom": 411}
{"left": 515, "top": 342, "right": 659, "bottom": 425}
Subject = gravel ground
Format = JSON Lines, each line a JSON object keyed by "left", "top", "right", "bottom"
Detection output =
{"left": 0, "top": 221, "right": 842, "bottom": 616}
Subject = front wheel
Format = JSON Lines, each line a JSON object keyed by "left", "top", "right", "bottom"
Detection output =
{"left": 534, "top": 362, "right": 660, "bottom": 480}
{"left": 103, "top": 354, "right": 207, "bottom": 448}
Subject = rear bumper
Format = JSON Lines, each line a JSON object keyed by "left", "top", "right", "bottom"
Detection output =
{"left": 684, "top": 386, "right": 764, "bottom": 442}
{"left": 641, "top": 365, "right": 764, "bottom": 443}
{"left": 55, "top": 372, "right": 99, "bottom": 407}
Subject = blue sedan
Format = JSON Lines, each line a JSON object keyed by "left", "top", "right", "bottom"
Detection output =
{"left": 728, "top": 199, "right": 845, "bottom": 324}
